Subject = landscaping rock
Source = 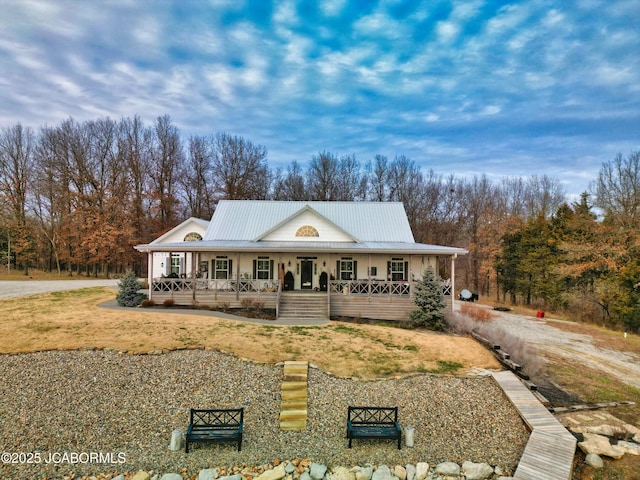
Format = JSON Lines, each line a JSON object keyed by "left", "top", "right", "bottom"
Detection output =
{"left": 331, "top": 466, "right": 356, "bottom": 480}
{"left": 131, "top": 472, "right": 151, "bottom": 480}
{"left": 300, "top": 472, "right": 312, "bottom": 480}
{"left": 415, "top": 462, "right": 429, "bottom": 480}
{"left": 393, "top": 465, "right": 406, "bottom": 480}
{"left": 617, "top": 440, "right": 640, "bottom": 455}
{"left": 168, "top": 429, "right": 183, "bottom": 451}
{"left": 310, "top": 463, "right": 327, "bottom": 480}
{"left": 220, "top": 475, "right": 244, "bottom": 480}
{"left": 461, "top": 461, "right": 493, "bottom": 480}
{"left": 199, "top": 469, "right": 218, "bottom": 480}
{"left": 578, "top": 433, "right": 625, "bottom": 459}
{"left": 585, "top": 453, "right": 604, "bottom": 469}
{"left": 435, "top": 462, "right": 460, "bottom": 477}
{"left": 405, "top": 464, "right": 416, "bottom": 480}
{"left": 372, "top": 465, "right": 393, "bottom": 480}
{"left": 353, "top": 465, "right": 373, "bottom": 480}
{"left": 258, "top": 464, "right": 287, "bottom": 480}
{"left": 160, "top": 474, "right": 183, "bottom": 480}
{"left": 286, "top": 463, "right": 297, "bottom": 474}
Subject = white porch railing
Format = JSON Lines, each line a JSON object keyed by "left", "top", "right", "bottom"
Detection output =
{"left": 328, "top": 278, "right": 453, "bottom": 297}
{"left": 152, "top": 278, "right": 279, "bottom": 293}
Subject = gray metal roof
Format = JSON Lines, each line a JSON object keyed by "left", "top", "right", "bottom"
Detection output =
{"left": 135, "top": 240, "right": 467, "bottom": 256}
{"left": 203, "top": 200, "right": 414, "bottom": 242}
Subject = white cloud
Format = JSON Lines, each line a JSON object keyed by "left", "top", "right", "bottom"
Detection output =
{"left": 436, "top": 21, "right": 460, "bottom": 43}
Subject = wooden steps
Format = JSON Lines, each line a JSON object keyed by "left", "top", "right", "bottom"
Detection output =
{"left": 280, "top": 361, "right": 308, "bottom": 430}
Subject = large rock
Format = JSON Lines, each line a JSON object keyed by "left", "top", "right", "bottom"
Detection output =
{"left": 578, "top": 433, "right": 625, "bottom": 459}
{"left": 415, "top": 462, "right": 429, "bottom": 480}
{"left": 353, "top": 465, "right": 373, "bottom": 480}
{"left": 310, "top": 463, "right": 327, "bottom": 480}
{"left": 160, "top": 475, "right": 183, "bottom": 480}
{"left": 393, "top": 465, "right": 406, "bottom": 480}
{"left": 220, "top": 475, "right": 244, "bottom": 480}
{"left": 404, "top": 464, "right": 416, "bottom": 480}
{"left": 618, "top": 440, "right": 640, "bottom": 455}
{"left": 330, "top": 466, "right": 355, "bottom": 480}
{"left": 199, "top": 469, "right": 218, "bottom": 480}
{"left": 257, "top": 464, "right": 287, "bottom": 480}
{"left": 372, "top": 465, "right": 393, "bottom": 480}
{"left": 462, "top": 461, "right": 493, "bottom": 480}
{"left": 168, "top": 429, "right": 184, "bottom": 451}
{"left": 131, "top": 472, "right": 151, "bottom": 480}
{"left": 585, "top": 453, "right": 604, "bottom": 469}
{"left": 435, "top": 462, "right": 460, "bottom": 477}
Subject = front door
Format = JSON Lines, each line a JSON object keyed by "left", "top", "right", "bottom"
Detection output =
{"left": 300, "top": 260, "right": 313, "bottom": 289}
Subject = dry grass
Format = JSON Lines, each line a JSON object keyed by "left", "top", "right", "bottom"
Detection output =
{"left": 0, "top": 287, "right": 501, "bottom": 378}
{"left": 547, "top": 320, "right": 640, "bottom": 356}
{"left": 459, "top": 303, "right": 495, "bottom": 322}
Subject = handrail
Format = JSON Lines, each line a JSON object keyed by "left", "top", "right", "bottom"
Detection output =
{"left": 276, "top": 281, "right": 281, "bottom": 318}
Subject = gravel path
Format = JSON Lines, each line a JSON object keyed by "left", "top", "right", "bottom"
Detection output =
{"left": 0, "top": 350, "right": 529, "bottom": 479}
{"left": 0, "top": 279, "right": 119, "bottom": 299}
{"left": 487, "top": 310, "right": 640, "bottom": 390}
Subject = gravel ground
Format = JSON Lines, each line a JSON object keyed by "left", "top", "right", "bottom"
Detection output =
{"left": 0, "top": 279, "right": 120, "bottom": 299}
{"left": 0, "top": 350, "right": 529, "bottom": 479}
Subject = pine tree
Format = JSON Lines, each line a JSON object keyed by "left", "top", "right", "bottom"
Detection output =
{"left": 410, "top": 268, "right": 447, "bottom": 330}
{"left": 116, "top": 272, "right": 147, "bottom": 307}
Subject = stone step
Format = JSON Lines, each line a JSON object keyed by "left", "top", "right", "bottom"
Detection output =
{"left": 282, "top": 389, "right": 307, "bottom": 401}
{"left": 279, "top": 419, "right": 307, "bottom": 431}
{"left": 281, "top": 400, "right": 308, "bottom": 410}
{"left": 279, "top": 409, "right": 308, "bottom": 421}
{"left": 281, "top": 381, "right": 307, "bottom": 390}
{"left": 280, "top": 361, "right": 309, "bottom": 431}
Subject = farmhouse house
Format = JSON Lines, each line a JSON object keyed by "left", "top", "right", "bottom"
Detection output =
{"left": 134, "top": 200, "right": 467, "bottom": 321}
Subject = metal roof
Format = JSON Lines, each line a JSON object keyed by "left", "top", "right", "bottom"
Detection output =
{"left": 203, "top": 200, "right": 414, "bottom": 242}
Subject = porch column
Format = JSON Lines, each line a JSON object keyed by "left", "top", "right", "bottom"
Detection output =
{"left": 451, "top": 254, "right": 457, "bottom": 312}
{"left": 236, "top": 252, "right": 241, "bottom": 301}
{"left": 191, "top": 251, "right": 197, "bottom": 302}
{"left": 148, "top": 252, "right": 153, "bottom": 299}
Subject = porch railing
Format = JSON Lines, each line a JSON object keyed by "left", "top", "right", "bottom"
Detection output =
{"left": 328, "top": 278, "right": 453, "bottom": 298}
{"left": 152, "top": 278, "right": 279, "bottom": 293}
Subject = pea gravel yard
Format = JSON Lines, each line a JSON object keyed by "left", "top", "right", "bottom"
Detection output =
{"left": 0, "top": 349, "right": 529, "bottom": 480}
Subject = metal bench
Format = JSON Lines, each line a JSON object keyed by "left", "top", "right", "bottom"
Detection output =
{"left": 185, "top": 408, "right": 243, "bottom": 453}
{"left": 346, "top": 406, "right": 402, "bottom": 449}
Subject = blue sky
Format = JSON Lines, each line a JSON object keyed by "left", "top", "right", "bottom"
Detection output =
{"left": 2, "top": 0, "right": 639, "bottom": 198}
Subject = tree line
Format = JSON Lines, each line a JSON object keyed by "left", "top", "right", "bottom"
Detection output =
{"left": 0, "top": 115, "right": 638, "bottom": 330}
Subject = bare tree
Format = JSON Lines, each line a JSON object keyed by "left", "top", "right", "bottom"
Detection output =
{"left": 273, "top": 160, "right": 307, "bottom": 200}
{"left": 307, "top": 151, "right": 340, "bottom": 201}
{"left": 181, "top": 135, "right": 215, "bottom": 218}
{"left": 593, "top": 151, "right": 640, "bottom": 230}
{"left": 367, "top": 154, "right": 390, "bottom": 201}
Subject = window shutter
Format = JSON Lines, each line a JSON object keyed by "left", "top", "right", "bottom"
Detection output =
{"left": 228, "top": 260, "right": 233, "bottom": 280}
{"left": 404, "top": 261, "right": 409, "bottom": 281}
{"left": 165, "top": 257, "right": 171, "bottom": 276}
{"left": 336, "top": 261, "right": 340, "bottom": 280}
{"left": 180, "top": 257, "right": 185, "bottom": 275}
{"left": 253, "top": 260, "right": 257, "bottom": 280}
{"left": 270, "top": 260, "right": 274, "bottom": 280}
{"left": 353, "top": 261, "right": 357, "bottom": 280}
{"left": 387, "top": 261, "right": 391, "bottom": 279}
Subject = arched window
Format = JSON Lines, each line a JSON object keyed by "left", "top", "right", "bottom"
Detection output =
{"left": 295, "top": 225, "right": 319, "bottom": 237}
{"left": 184, "top": 232, "right": 203, "bottom": 241}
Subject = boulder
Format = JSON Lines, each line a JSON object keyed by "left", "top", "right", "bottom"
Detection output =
{"left": 585, "top": 453, "right": 604, "bottom": 469}
{"left": 300, "top": 472, "right": 313, "bottom": 480}
{"left": 415, "top": 462, "right": 429, "bottom": 480}
{"left": 578, "top": 433, "right": 625, "bottom": 459}
{"left": 310, "top": 463, "right": 327, "bottom": 480}
{"left": 330, "top": 466, "right": 355, "bottom": 480}
{"left": 219, "top": 475, "right": 244, "bottom": 480}
{"left": 405, "top": 464, "right": 416, "bottom": 480}
{"left": 131, "top": 472, "right": 151, "bottom": 480}
{"left": 168, "top": 429, "right": 184, "bottom": 451}
{"left": 617, "top": 440, "right": 640, "bottom": 455}
{"left": 462, "top": 461, "right": 493, "bottom": 480}
{"left": 372, "top": 465, "right": 392, "bottom": 480}
{"left": 160, "top": 475, "right": 183, "bottom": 480}
{"left": 353, "top": 465, "right": 373, "bottom": 480}
{"left": 199, "top": 469, "right": 218, "bottom": 480}
{"left": 435, "top": 462, "right": 460, "bottom": 477}
{"left": 393, "top": 465, "right": 406, "bottom": 480}
{"left": 257, "top": 464, "right": 287, "bottom": 480}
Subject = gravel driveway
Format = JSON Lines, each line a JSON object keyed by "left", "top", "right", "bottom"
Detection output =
{"left": 0, "top": 279, "right": 120, "bottom": 299}
{"left": 487, "top": 309, "right": 640, "bottom": 390}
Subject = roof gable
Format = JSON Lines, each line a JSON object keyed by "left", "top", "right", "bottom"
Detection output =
{"left": 203, "top": 201, "right": 415, "bottom": 243}
{"left": 150, "top": 217, "right": 209, "bottom": 245}
{"left": 257, "top": 205, "right": 358, "bottom": 242}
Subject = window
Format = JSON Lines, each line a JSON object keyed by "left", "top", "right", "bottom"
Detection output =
{"left": 170, "top": 255, "right": 182, "bottom": 275}
{"left": 295, "top": 225, "right": 319, "bottom": 237}
{"left": 390, "top": 260, "right": 405, "bottom": 281}
{"left": 214, "top": 258, "right": 229, "bottom": 279}
{"left": 184, "top": 232, "right": 202, "bottom": 241}
{"left": 256, "top": 259, "right": 270, "bottom": 279}
{"left": 339, "top": 258, "right": 357, "bottom": 280}
{"left": 369, "top": 266, "right": 377, "bottom": 276}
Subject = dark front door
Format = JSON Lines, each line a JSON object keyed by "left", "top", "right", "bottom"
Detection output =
{"left": 301, "top": 260, "right": 313, "bottom": 289}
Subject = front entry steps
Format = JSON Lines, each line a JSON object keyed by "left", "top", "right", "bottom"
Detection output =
{"left": 279, "top": 361, "right": 309, "bottom": 430}
{"left": 278, "top": 292, "right": 328, "bottom": 321}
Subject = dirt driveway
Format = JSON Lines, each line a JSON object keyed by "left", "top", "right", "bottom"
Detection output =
{"left": 489, "top": 309, "right": 640, "bottom": 390}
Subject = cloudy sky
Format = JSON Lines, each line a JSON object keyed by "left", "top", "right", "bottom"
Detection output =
{"left": 2, "top": 0, "right": 639, "bottom": 197}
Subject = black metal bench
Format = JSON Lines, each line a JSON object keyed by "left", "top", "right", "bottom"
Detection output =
{"left": 185, "top": 408, "right": 243, "bottom": 453}
{"left": 346, "top": 406, "right": 402, "bottom": 449}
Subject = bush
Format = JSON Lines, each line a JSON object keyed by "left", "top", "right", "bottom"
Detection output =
{"left": 410, "top": 269, "right": 447, "bottom": 330}
{"left": 140, "top": 298, "right": 155, "bottom": 308}
{"left": 163, "top": 298, "right": 175, "bottom": 308}
{"left": 460, "top": 303, "right": 495, "bottom": 322}
{"left": 116, "top": 272, "right": 147, "bottom": 307}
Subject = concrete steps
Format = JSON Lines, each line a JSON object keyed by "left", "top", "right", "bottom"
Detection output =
{"left": 279, "top": 361, "right": 308, "bottom": 430}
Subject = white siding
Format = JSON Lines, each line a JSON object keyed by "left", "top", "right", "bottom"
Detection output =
{"left": 261, "top": 210, "right": 355, "bottom": 242}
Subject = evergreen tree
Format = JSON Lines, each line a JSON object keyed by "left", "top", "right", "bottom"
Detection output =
{"left": 116, "top": 272, "right": 147, "bottom": 307}
{"left": 410, "top": 268, "right": 447, "bottom": 330}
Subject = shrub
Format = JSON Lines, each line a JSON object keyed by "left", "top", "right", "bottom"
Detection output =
{"left": 460, "top": 303, "right": 495, "bottom": 322}
{"left": 253, "top": 301, "right": 264, "bottom": 314}
{"left": 140, "top": 298, "right": 155, "bottom": 308}
{"left": 163, "top": 298, "right": 175, "bottom": 308}
{"left": 218, "top": 302, "right": 230, "bottom": 312}
{"left": 240, "top": 299, "right": 254, "bottom": 311}
{"left": 410, "top": 269, "right": 447, "bottom": 330}
{"left": 116, "top": 272, "right": 147, "bottom": 307}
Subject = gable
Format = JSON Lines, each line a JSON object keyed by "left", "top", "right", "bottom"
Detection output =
{"left": 204, "top": 201, "right": 415, "bottom": 243}
{"left": 260, "top": 207, "right": 356, "bottom": 242}
{"left": 150, "top": 217, "right": 209, "bottom": 244}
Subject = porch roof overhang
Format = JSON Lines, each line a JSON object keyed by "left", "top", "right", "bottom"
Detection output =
{"left": 135, "top": 240, "right": 468, "bottom": 256}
